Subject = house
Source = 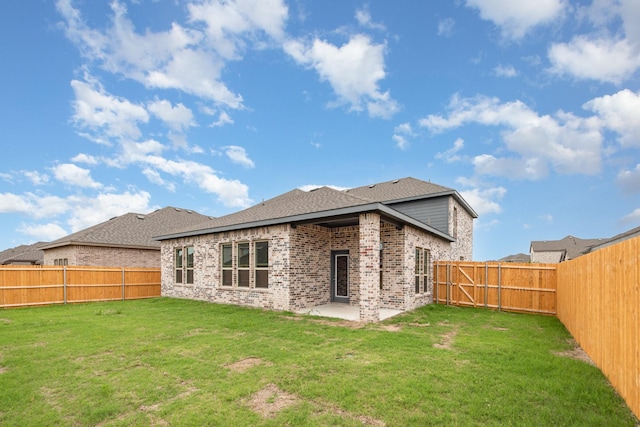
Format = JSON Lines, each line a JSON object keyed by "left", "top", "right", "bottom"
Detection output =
{"left": 155, "top": 177, "right": 477, "bottom": 322}
{"left": 499, "top": 253, "right": 531, "bottom": 263}
{"left": 41, "top": 207, "right": 210, "bottom": 268}
{"left": 583, "top": 225, "right": 640, "bottom": 254}
{"left": 530, "top": 235, "right": 604, "bottom": 263}
{"left": 0, "top": 242, "right": 47, "bottom": 265}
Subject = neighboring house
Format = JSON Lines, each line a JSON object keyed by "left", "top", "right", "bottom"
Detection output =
{"left": 499, "top": 253, "right": 530, "bottom": 263}
{"left": 583, "top": 225, "right": 640, "bottom": 254}
{"left": 156, "top": 177, "right": 478, "bottom": 322}
{"left": 0, "top": 242, "right": 47, "bottom": 265}
{"left": 41, "top": 207, "right": 210, "bottom": 268}
{"left": 530, "top": 235, "right": 604, "bottom": 263}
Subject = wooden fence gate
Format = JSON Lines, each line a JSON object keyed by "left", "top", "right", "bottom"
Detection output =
{"left": 434, "top": 262, "right": 557, "bottom": 315}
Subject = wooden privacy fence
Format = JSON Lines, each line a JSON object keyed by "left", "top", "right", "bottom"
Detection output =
{"left": 557, "top": 236, "right": 640, "bottom": 420}
{"left": 434, "top": 261, "right": 557, "bottom": 315}
{"left": 0, "top": 266, "right": 161, "bottom": 308}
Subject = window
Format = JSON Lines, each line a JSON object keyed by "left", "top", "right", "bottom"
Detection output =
{"left": 220, "top": 241, "right": 269, "bottom": 289}
{"left": 415, "top": 249, "right": 422, "bottom": 294}
{"left": 255, "top": 241, "right": 269, "bottom": 288}
{"left": 175, "top": 246, "right": 194, "bottom": 284}
{"left": 222, "top": 244, "right": 233, "bottom": 287}
{"left": 415, "top": 247, "right": 431, "bottom": 294}
{"left": 238, "top": 242, "right": 250, "bottom": 287}
{"left": 54, "top": 258, "right": 68, "bottom": 266}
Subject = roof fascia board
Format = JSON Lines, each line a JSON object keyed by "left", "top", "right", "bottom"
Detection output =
{"left": 40, "top": 241, "right": 159, "bottom": 251}
{"left": 155, "top": 203, "right": 455, "bottom": 243}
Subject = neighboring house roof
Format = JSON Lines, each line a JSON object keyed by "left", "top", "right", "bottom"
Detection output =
{"left": 0, "top": 242, "right": 47, "bottom": 265}
{"left": 157, "top": 177, "right": 475, "bottom": 242}
{"left": 584, "top": 225, "right": 640, "bottom": 253}
{"left": 530, "top": 235, "right": 605, "bottom": 261}
{"left": 41, "top": 207, "right": 211, "bottom": 251}
{"left": 498, "top": 253, "right": 531, "bottom": 263}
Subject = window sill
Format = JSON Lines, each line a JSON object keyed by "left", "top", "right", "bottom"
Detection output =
{"left": 219, "top": 286, "right": 271, "bottom": 293}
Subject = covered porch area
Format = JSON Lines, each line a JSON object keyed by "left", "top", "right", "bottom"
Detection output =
{"left": 295, "top": 303, "right": 403, "bottom": 322}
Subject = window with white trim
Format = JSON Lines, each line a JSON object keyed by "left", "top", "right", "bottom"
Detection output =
{"left": 222, "top": 243, "right": 233, "bottom": 286}
{"left": 175, "top": 246, "right": 194, "bottom": 284}
{"left": 415, "top": 247, "right": 431, "bottom": 294}
{"left": 220, "top": 241, "right": 269, "bottom": 289}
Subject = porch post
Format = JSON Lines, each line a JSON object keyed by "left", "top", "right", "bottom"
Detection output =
{"left": 359, "top": 212, "right": 380, "bottom": 322}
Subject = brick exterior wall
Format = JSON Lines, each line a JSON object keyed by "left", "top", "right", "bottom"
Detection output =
{"left": 359, "top": 212, "right": 381, "bottom": 322}
{"left": 289, "top": 225, "right": 330, "bottom": 310}
{"left": 449, "top": 197, "right": 474, "bottom": 261}
{"left": 159, "top": 205, "right": 475, "bottom": 321}
{"left": 43, "top": 245, "right": 159, "bottom": 268}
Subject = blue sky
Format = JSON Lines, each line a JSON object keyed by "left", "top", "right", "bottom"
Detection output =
{"left": 1, "top": 0, "right": 639, "bottom": 261}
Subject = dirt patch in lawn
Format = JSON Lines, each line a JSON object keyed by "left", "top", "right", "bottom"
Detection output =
{"left": 554, "top": 339, "right": 595, "bottom": 366}
{"left": 247, "top": 383, "right": 298, "bottom": 418}
{"left": 0, "top": 366, "right": 7, "bottom": 374}
{"left": 0, "top": 318, "right": 12, "bottom": 325}
{"left": 434, "top": 330, "right": 457, "bottom": 350}
{"left": 225, "top": 357, "right": 271, "bottom": 373}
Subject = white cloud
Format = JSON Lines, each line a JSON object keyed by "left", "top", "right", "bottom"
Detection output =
{"left": 24, "top": 171, "right": 50, "bottom": 186}
{"left": 224, "top": 145, "right": 255, "bottom": 168}
{"left": 355, "top": 7, "right": 386, "bottom": 31}
{"left": 473, "top": 155, "right": 549, "bottom": 180}
{"left": 188, "top": 0, "right": 288, "bottom": 59}
{"left": 392, "top": 122, "right": 416, "bottom": 150}
{"left": 284, "top": 34, "right": 399, "bottom": 118}
{"left": 57, "top": 0, "right": 245, "bottom": 109}
{"left": 142, "top": 168, "right": 177, "bottom": 192}
{"left": 65, "top": 191, "right": 153, "bottom": 232}
{"left": 71, "top": 77, "right": 149, "bottom": 142}
{"left": 459, "top": 186, "right": 506, "bottom": 215}
{"left": 620, "top": 207, "right": 640, "bottom": 224}
{"left": 465, "top": 0, "right": 566, "bottom": 39}
{"left": 436, "top": 138, "right": 465, "bottom": 163}
{"left": 210, "top": 111, "right": 234, "bottom": 127}
{"left": 583, "top": 89, "right": 640, "bottom": 147}
{"left": 71, "top": 153, "right": 99, "bottom": 165}
{"left": 51, "top": 163, "right": 102, "bottom": 189}
{"left": 420, "top": 94, "right": 603, "bottom": 179}
{"left": 616, "top": 164, "right": 640, "bottom": 194}
{"left": 548, "top": 36, "right": 640, "bottom": 84}
{"left": 493, "top": 64, "right": 518, "bottom": 78}
{"left": 17, "top": 223, "right": 68, "bottom": 241}
{"left": 0, "top": 192, "right": 70, "bottom": 219}
{"left": 438, "top": 18, "right": 455, "bottom": 37}
{"left": 148, "top": 99, "right": 195, "bottom": 132}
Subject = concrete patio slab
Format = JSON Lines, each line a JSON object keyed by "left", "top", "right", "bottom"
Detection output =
{"left": 295, "top": 303, "right": 402, "bottom": 322}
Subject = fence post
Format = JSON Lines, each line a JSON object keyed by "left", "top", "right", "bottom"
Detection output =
{"left": 122, "top": 268, "right": 126, "bottom": 301}
{"left": 433, "top": 263, "right": 440, "bottom": 304}
{"left": 63, "top": 266, "right": 67, "bottom": 305}
{"left": 498, "top": 263, "right": 502, "bottom": 311}
{"left": 484, "top": 263, "right": 488, "bottom": 309}
{"left": 446, "top": 264, "right": 450, "bottom": 306}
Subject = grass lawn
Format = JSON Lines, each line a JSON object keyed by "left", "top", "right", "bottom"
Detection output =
{"left": 0, "top": 298, "right": 637, "bottom": 426}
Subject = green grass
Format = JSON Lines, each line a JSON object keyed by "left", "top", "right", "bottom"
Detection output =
{"left": 0, "top": 298, "right": 636, "bottom": 426}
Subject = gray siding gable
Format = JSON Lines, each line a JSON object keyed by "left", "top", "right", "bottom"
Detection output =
{"left": 386, "top": 197, "right": 449, "bottom": 234}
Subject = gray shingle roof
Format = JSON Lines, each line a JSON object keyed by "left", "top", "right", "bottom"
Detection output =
{"left": 158, "top": 177, "right": 472, "bottom": 240}
{"left": 584, "top": 225, "right": 640, "bottom": 253}
{"left": 41, "top": 207, "right": 210, "bottom": 250}
{"left": 530, "top": 235, "right": 605, "bottom": 260}
{"left": 345, "top": 177, "right": 453, "bottom": 202}
{"left": 0, "top": 242, "right": 47, "bottom": 265}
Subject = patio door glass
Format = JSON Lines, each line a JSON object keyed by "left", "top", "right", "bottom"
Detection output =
{"left": 333, "top": 253, "right": 349, "bottom": 303}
